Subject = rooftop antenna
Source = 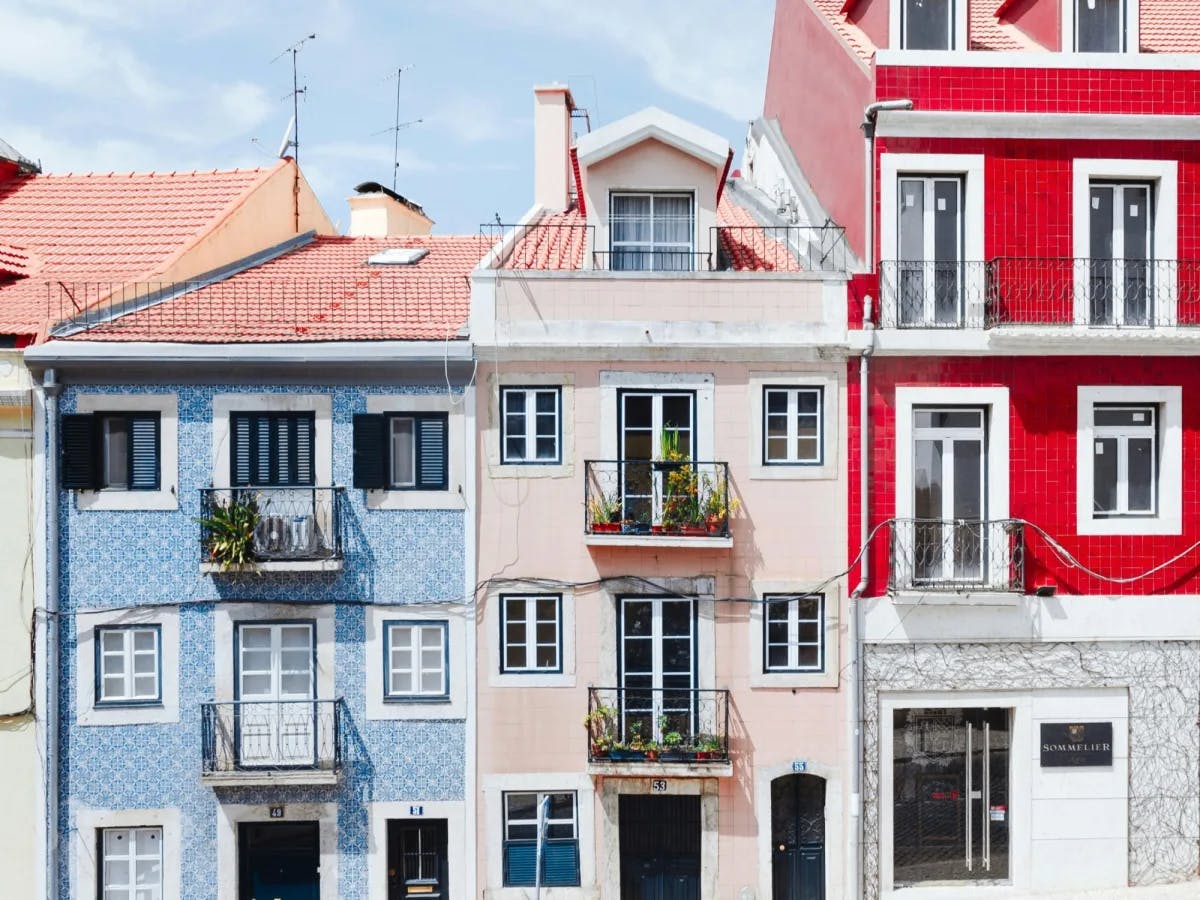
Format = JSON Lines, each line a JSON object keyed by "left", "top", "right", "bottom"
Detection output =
{"left": 374, "top": 65, "right": 423, "bottom": 192}
{"left": 272, "top": 33, "right": 316, "bottom": 162}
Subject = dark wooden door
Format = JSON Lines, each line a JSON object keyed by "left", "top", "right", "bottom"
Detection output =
{"left": 772, "top": 774, "right": 825, "bottom": 900}
{"left": 619, "top": 795, "right": 700, "bottom": 900}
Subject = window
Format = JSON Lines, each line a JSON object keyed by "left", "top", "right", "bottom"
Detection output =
{"left": 1075, "top": 0, "right": 1127, "bottom": 52}
{"left": 384, "top": 621, "right": 448, "bottom": 700}
{"left": 99, "top": 827, "right": 162, "bottom": 899}
{"left": 764, "top": 594, "right": 824, "bottom": 672}
{"left": 95, "top": 626, "right": 161, "bottom": 706}
{"left": 501, "top": 388, "right": 561, "bottom": 464}
{"left": 502, "top": 792, "right": 580, "bottom": 887}
{"left": 1091, "top": 405, "right": 1157, "bottom": 517}
{"left": 763, "top": 387, "right": 823, "bottom": 465}
{"left": 912, "top": 408, "right": 986, "bottom": 583}
{"left": 60, "top": 412, "right": 160, "bottom": 491}
{"left": 896, "top": 176, "right": 963, "bottom": 326}
{"left": 901, "top": 0, "right": 955, "bottom": 49}
{"left": 230, "top": 412, "right": 315, "bottom": 487}
{"left": 500, "top": 595, "right": 562, "bottom": 673}
{"left": 352, "top": 412, "right": 448, "bottom": 491}
{"left": 1088, "top": 181, "right": 1153, "bottom": 326}
{"left": 610, "top": 193, "right": 695, "bottom": 271}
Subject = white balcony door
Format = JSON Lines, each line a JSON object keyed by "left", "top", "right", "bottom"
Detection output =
{"left": 620, "top": 597, "right": 695, "bottom": 744}
{"left": 912, "top": 409, "right": 986, "bottom": 583}
{"left": 898, "top": 177, "right": 963, "bottom": 326}
{"left": 619, "top": 391, "right": 695, "bottom": 525}
{"left": 1089, "top": 182, "right": 1152, "bottom": 326}
{"left": 237, "top": 623, "right": 315, "bottom": 767}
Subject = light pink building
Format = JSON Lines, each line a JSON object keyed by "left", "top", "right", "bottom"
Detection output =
{"left": 471, "top": 85, "right": 855, "bottom": 900}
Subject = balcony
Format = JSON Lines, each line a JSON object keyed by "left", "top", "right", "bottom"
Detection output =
{"left": 199, "top": 487, "right": 344, "bottom": 573}
{"left": 879, "top": 258, "right": 1200, "bottom": 329}
{"left": 585, "top": 687, "right": 732, "bottom": 776}
{"left": 889, "top": 518, "right": 1025, "bottom": 597}
{"left": 583, "top": 460, "right": 733, "bottom": 548}
{"left": 200, "top": 698, "right": 344, "bottom": 786}
{"left": 713, "top": 225, "right": 849, "bottom": 273}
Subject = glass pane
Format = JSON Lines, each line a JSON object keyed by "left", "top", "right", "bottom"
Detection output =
{"left": 421, "top": 626, "right": 443, "bottom": 648}
{"left": 132, "top": 630, "right": 156, "bottom": 652}
{"left": 133, "top": 655, "right": 155, "bottom": 675}
{"left": 505, "top": 390, "right": 526, "bottom": 415}
{"left": 535, "top": 645, "right": 558, "bottom": 668}
{"left": 662, "top": 394, "right": 693, "bottom": 432}
{"left": 240, "top": 627, "right": 271, "bottom": 649}
{"left": 102, "top": 676, "right": 125, "bottom": 698}
{"left": 1093, "top": 437, "right": 1118, "bottom": 513}
{"left": 101, "top": 630, "right": 126, "bottom": 653}
{"left": 391, "top": 417, "right": 415, "bottom": 485}
{"left": 766, "top": 436, "right": 789, "bottom": 461}
{"left": 1128, "top": 437, "right": 1154, "bottom": 512}
{"left": 103, "top": 653, "right": 126, "bottom": 676}
{"left": 796, "top": 644, "right": 820, "bottom": 668}
{"left": 1077, "top": 0, "right": 1122, "bottom": 51}
{"left": 797, "top": 596, "right": 821, "bottom": 620}
{"left": 904, "top": 0, "right": 952, "bottom": 49}
{"left": 767, "top": 645, "right": 789, "bottom": 668}
{"left": 102, "top": 417, "right": 129, "bottom": 489}
{"left": 623, "top": 601, "right": 652, "bottom": 637}
{"left": 1095, "top": 406, "right": 1152, "bottom": 427}
{"left": 913, "top": 439, "right": 944, "bottom": 520}
{"left": 391, "top": 627, "right": 413, "bottom": 649}
{"left": 535, "top": 391, "right": 556, "bottom": 414}
{"left": 241, "top": 673, "right": 270, "bottom": 696}
{"left": 661, "top": 600, "right": 692, "bottom": 637}
{"left": 535, "top": 599, "right": 558, "bottom": 622}
{"left": 506, "top": 793, "right": 537, "bottom": 821}
{"left": 420, "top": 671, "right": 443, "bottom": 693}
{"left": 766, "top": 390, "right": 787, "bottom": 415}
{"left": 392, "top": 672, "right": 412, "bottom": 694}
{"left": 623, "top": 638, "right": 652, "bottom": 672}
{"left": 951, "top": 440, "right": 983, "bottom": 520}
{"left": 505, "top": 644, "right": 527, "bottom": 669}
{"left": 1124, "top": 186, "right": 1150, "bottom": 261}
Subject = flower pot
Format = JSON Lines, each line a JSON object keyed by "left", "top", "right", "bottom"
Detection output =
{"left": 645, "top": 750, "right": 659, "bottom": 762}
{"left": 694, "top": 750, "right": 711, "bottom": 761}
{"left": 680, "top": 525, "right": 708, "bottom": 537}
{"left": 660, "top": 750, "right": 687, "bottom": 762}
{"left": 610, "top": 748, "right": 646, "bottom": 762}
{"left": 591, "top": 522, "right": 621, "bottom": 533}
{"left": 651, "top": 525, "right": 664, "bottom": 534}
{"left": 705, "top": 515, "right": 726, "bottom": 535}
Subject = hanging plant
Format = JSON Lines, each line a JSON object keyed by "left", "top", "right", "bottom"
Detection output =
{"left": 198, "top": 493, "right": 261, "bottom": 570}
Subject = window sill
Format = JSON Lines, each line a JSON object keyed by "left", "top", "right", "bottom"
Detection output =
{"left": 200, "top": 769, "right": 340, "bottom": 787}
{"left": 891, "top": 590, "right": 1022, "bottom": 607}
{"left": 75, "top": 489, "right": 178, "bottom": 512}
{"left": 200, "top": 559, "right": 344, "bottom": 575}
{"left": 383, "top": 696, "right": 451, "bottom": 705}
{"left": 94, "top": 700, "right": 164, "bottom": 710}
{"left": 1077, "top": 517, "right": 1182, "bottom": 537}
{"left": 365, "top": 489, "right": 464, "bottom": 511}
{"left": 584, "top": 533, "right": 732, "bottom": 550}
{"left": 585, "top": 759, "right": 733, "bottom": 778}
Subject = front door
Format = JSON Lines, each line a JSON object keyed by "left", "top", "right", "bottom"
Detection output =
{"left": 619, "top": 795, "right": 701, "bottom": 900}
{"left": 619, "top": 391, "right": 695, "bottom": 527}
{"left": 772, "top": 774, "right": 825, "bottom": 900}
{"left": 620, "top": 597, "right": 695, "bottom": 746}
{"left": 387, "top": 819, "right": 448, "bottom": 900}
{"left": 892, "top": 707, "right": 1011, "bottom": 887}
{"left": 237, "top": 623, "right": 315, "bottom": 767}
{"left": 238, "top": 822, "right": 320, "bottom": 900}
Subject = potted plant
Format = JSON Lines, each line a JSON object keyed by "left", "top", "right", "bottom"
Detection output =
{"left": 625, "top": 723, "right": 648, "bottom": 760}
{"left": 660, "top": 730, "right": 687, "bottom": 762}
{"left": 583, "top": 704, "right": 618, "bottom": 759}
{"left": 587, "top": 490, "right": 623, "bottom": 533}
{"left": 700, "top": 473, "right": 741, "bottom": 535}
{"left": 197, "top": 492, "right": 261, "bottom": 571}
{"left": 658, "top": 433, "right": 698, "bottom": 534}
{"left": 644, "top": 740, "right": 661, "bottom": 762}
{"left": 694, "top": 734, "right": 723, "bottom": 761}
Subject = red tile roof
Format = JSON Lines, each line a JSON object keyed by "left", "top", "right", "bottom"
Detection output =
{"left": 1140, "top": 0, "right": 1200, "bottom": 53}
{"left": 0, "top": 164, "right": 281, "bottom": 335}
{"left": 66, "top": 234, "right": 488, "bottom": 343}
{"left": 0, "top": 241, "right": 37, "bottom": 278}
{"left": 812, "top": 0, "right": 876, "bottom": 62}
{"left": 716, "top": 198, "right": 804, "bottom": 272}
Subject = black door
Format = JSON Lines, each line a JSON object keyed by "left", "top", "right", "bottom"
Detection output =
{"left": 772, "top": 774, "right": 825, "bottom": 900}
{"left": 239, "top": 822, "right": 320, "bottom": 900}
{"left": 619, "top": 795, "right": 700, "bottom": 900}
{"left": 388, "top": 819, "right": 449, "bottom": 900}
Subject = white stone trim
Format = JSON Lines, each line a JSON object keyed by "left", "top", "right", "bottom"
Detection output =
{"left": 365, "top": 393, "right": 466, "bottom": 510}
{"left": 486, "top": 587, "right": 576, "bottom": 689}
{"left": 873, "top": 111, "right": 1200, "bottom": 141}
{"left": 1072, "top": 159, "right": 1178, "bottom": 325}
{"left": 368, "top": 800, "right": 467, "bottom": 900}
{"left": 216, "top": 801, "right": 338, "bottom": 900}
{"left": 748, "top": 581, "right": 841, "bottom": 689}
{"left": 598, "top": 371, "right": 715, "bottom": 462}
{"left": 754, "top": 761, "right": 844, "bottom": 900}
{"left": 75, "top": 607, "right": 179, "bottom": 726}
{"left": 888, "top": 0, "right": 968, "bottom": 51}
{"left": 366, "top": 603, "right": 467, "bottom": 720}
{"left": 485, "top": 373, "right": 575, "bottom": 479}
{"left": 481, "top": 771, "right": 597, "bottom": 899}
{"left": 575, "top": 107, "right": 729, "bottom": 169}
{"left": 894, "top": 386, "right": 1010, "bottom": 521}
{"left": 75, "top": 806, "right": 181, "bottom": 900}
{"left": 874, "top": 49, "right": 1200, "bottom": 69}
{"left": 211, "top": 393, "right": 332, "bottom": 488}
{"left": 1076, "top": 385, "right": 1181, "bottom": 536}
{"left": 1061, "top": 0, "right": 1138, "bottom": 53}
{"left": 747, "top": 371, "right": 840, "bottom": 481}
{"left": 74, "top": 393, "right": 178, "bottom": 511}
{"left": 212, "top": 603, "right": 334, "bottom": 704}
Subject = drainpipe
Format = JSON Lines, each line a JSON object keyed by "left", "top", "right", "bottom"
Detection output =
{"left": 42, "top": 368, "right": 62, "bottom": 895}
{"left": 861, "top": 99, "right": 913, "bottom": 272}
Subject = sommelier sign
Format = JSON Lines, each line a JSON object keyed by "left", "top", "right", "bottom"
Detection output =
{"left": 1040, "top": 722, "right": 1113, "bottom": 767}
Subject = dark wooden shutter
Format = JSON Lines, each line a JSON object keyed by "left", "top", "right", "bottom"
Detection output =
{"left": 416, "top": 415, "right": 448, "bottom": 490}
{"left": 293, "top": 414, "right": 315, "bottom": 485}
{"left": 231, "top": 414, "right": 253, "bottom": 486}
{"left": 352, "top": 414, "right": 387, "bottom": 489}
{"left": 61, "top": 414, "right": 98, "bottom": 490}
{"left": 128, "top": 414, "right": 161, "bottom": 490}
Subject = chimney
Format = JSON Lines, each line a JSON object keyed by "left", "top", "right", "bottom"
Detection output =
{"left": 533, "top": 83, "right": 574, "bottom": 213}
{"left": 347, "top": 181, "right": 434, "bottom": 237}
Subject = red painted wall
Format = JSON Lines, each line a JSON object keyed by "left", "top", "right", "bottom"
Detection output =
{"left": 1003, "top": 0, "right": 1060, "bottom": 50}
{"left": 765, "top": 0, "right": 874, "bottom": 259}
{"left": 852, "top": 356, "right": 1200, "bottom": 597}
{"left": 847, "top": 0, "right": 889, "bottom": 50}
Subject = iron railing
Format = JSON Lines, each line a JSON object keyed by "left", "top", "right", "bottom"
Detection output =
{"left": 889, "top": 518, "right": 1025, "bottom": 593}
{"left": 591, "top": 250, "right": 714, "bottom": 272}
{"left": 199, "top": 487, "right": 344, "bottom": 565}
{"left": 200, "top": 698, "right": 344, "bottom": 775}
{"left": 713, "top": 225, "right": 848, "bottom": 272}
{"left": 584, "top": 459, "right": 731, "bottom": 538}
{"left": 586, "top": 687, "right": 730, "bottom": 763}
{"left": 879, "top": 260, "right": 990, "bottom": 328}
{"left": 480, "top": 222, "right": 592, "bottom": 269}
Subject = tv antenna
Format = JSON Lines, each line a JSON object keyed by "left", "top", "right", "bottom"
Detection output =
{"left": 373, "top": 65, "right": 423, "bottom": 192}
{"left": 271, "top": 33, "right": 316, "bottom": 162}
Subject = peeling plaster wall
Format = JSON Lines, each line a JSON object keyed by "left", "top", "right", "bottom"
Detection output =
{"left": 863, "top": 641, "right": 1200, "bottom": 897}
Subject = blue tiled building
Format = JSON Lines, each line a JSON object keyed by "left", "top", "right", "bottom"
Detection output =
{"left": 30, "top": 221, "right": 481, "bottom": 900}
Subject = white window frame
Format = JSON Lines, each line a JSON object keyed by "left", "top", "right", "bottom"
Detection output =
{"left": 365, "top": 393, "right": 466, "bottom": 510}
{"left": 487, "top": 374, "right": 574, "bottom": 478}
{"left": 1076, "top": 386, "right": 1181, "bottom": 536}
{"left": 1062, "top": 0, "right": 1138, "bottom": 53}
{"left": 384, "top": 620, "right": 449, "bottom": 701}
{"left": 487, "top": 587, "right": 576, "bottom": 689}
{"left": 366, "top": 604, "right": 466, "bottom": 720}
{"left": 748, "top": 373, "right": 840, "bottom": 481}
{"left": 501, "top": 387, "right": 562, "bottom": 464}
{"left": 762, "top": 593, "right": 824, "bottom": 673}
{"left": 1073, "top": 159, "right": 1177, "bottom": 326}
{"left": 889, "top": 0, "right": 968, "bottom": 51}
{"left": 98, "top": 825, "right": 163, "bottom": 899}
{"left": 96, "top": 625, "right": 161, "bottom": 705}
{"left": 75, "top": 808, "right": 181, "bottom": 900}
{"left": 502, "top": 791, "right": 580, "bottom": 888}
{"left": 1091, "top": 404, "right": 1157, "bottom": 516}
{"left": 608, "top": 191, "right": 696, "bottom": 267}
{"left": 762, "top": 386, "right": 824, "bottom": 466}
{"left": 74, "top": 393, "right": 178, "bottom": 511}
{"left": 500, "top": 595, "right": 563, "bottom": 675}
{"left": 76, "top": 609, "right": 180, "bottom": 727}
{"left": 749, "top": 581, "right": 840, "bottom": 689}
{"left": 880, "top": 154, "right": 985, "bottom": 328}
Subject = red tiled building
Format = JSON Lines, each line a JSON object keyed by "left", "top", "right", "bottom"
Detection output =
{"left": 754, "top": 2, "right": 1200, "bottom": 897}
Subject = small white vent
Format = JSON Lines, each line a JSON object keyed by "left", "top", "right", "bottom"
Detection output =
{"left": 367, "top": 247, "right": 429, "bottom": 266}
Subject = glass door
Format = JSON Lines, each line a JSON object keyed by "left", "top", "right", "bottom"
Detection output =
{"left": 1089, "top": 182, "right": 1152, "bottom": 326}
{"left": 619, "top": 391, "right": 695, "bottom": 528}
{"left": 236, "top": 623, "right": 315, "bottom": 767}
{"left": 893, "top": 707, "right": 1011, "bottom": 887}
{"left": 898, "top": 177, "right": 963, "bottom": 326}
{"left": 912, "top": 408, "right": 986, "bottom": 584}
{"left": 619, "top": 597, "right": 695, "bottom": 745}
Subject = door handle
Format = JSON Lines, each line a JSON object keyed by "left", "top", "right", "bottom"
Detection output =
{"left": 983, "top": 721, "right": 991, "bottom": 871}
{"left": 965, "top": 722, "right": 973, "bottom": 872}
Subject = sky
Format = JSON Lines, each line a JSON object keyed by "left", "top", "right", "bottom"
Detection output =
{"left": 0, "top": 0, "right": 777, "bottom": 234}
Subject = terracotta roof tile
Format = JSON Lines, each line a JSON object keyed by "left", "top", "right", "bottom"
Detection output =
{"left": 66, "top": 234, "right": 488, "bottom": 343}
{"left": 811, "top": 0, "right": 876, "bottom": 62}
{"left": 1140, "top": 0, "right": 1200, "bottom": 53}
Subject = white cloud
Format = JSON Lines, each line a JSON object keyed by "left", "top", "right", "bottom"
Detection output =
{"left": 426, "top": 94, "right": 525, "bottom": 144}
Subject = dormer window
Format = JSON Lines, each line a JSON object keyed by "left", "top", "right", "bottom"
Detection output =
{"left": 900, "top": 0, "right": 956, "bottom": 50}
{"left": 609, "top": 193, "right": 695, "bottom": 272}
{"left": 1073, "top": 0, "right": 1129, "bottom": 52}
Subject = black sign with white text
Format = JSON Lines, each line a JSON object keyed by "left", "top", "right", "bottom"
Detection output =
{"left": 1040, "top": 722, "right": 1113, "bottom": 767}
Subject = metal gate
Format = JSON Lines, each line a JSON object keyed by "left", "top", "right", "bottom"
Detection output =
{"left": 619, "top": 795, "right": 701, "bottom": 900}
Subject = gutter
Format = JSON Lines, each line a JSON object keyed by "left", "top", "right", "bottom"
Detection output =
{"left": 861, "top": 99, "right": 913, "bottom": 272}
{"left": 41, "top": 368, "right": 61, "bottom": 897}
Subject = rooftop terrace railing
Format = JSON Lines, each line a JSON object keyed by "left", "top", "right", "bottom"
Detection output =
{"left": 713, "top": 224, "right": 849, "bottom": 272}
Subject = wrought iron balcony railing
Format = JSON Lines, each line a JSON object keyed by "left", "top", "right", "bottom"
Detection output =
{"left": 713, "top": 224, "right": 848, "bottom": 272}
{"left": 201, "top": 698, "right": 344, "bottom": 777}
{"left": 584, "top": 459, "right": 732, "bottom": 538}
{"left": 889, "top": 518, "right": 1025, "bottom": 594}
{"left": 879, "top": 260, "right": 990, "bottom": 328}
{"left": 586, "top": 687, "right": 730, "bottom": 764}
{"left": 591, "top": 250, "right": 714, "bottom": 272}
{"left": 199, "top": 487, "right": 344, "bottom": 566}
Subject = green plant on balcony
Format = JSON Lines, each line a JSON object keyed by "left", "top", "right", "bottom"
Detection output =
{"left": 587, "top": 489, "right": 623, "bottom": 533}
{"left": 658, "top": 431, "right": 701, "bottom": 532}
{"left": 197, "top": 492, "right": 261, "bottom": 571}
{"left": 583, "top": 704, "right": 618, "bottom": 756}
{"left": 694, "top": 733, "right": 723, "bottom": 760}
{"left": 700, "top": 473, "right": 741, "bottom": 534}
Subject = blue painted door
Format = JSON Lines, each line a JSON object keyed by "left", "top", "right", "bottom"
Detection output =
{"left": 239, "top": 822, "right": 320, "bottom": 900}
